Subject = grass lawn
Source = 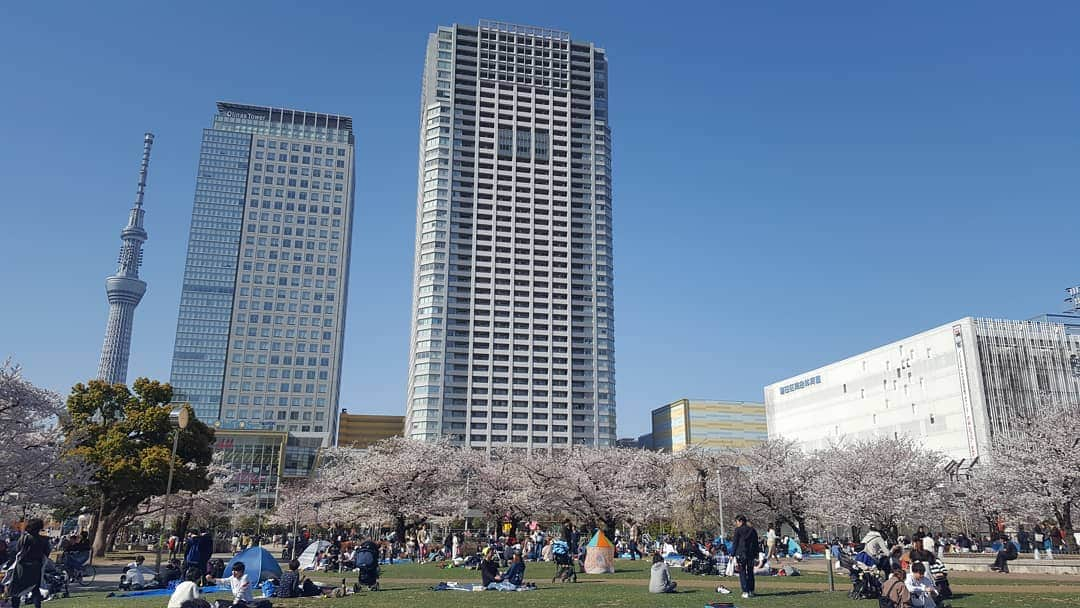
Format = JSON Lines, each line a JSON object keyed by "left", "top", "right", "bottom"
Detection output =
{"left": 63, "top": 559, "right": 1080, "bottom": 608}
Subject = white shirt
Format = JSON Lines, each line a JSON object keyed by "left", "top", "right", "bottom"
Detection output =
{"left": 124, "top": 562, "right": 155, "bottom": 587}
{"left": 167, "top": 581, "right": 201, "bottom": 608}
{"left": 228, "top": 573, "right": 254, "bottom": 602}
{"left": 767, "top": 529, "right": 777, "bottom": 543}
{"left": 922, "top": 535, "right": 935, "bottom": 552}
{"left": 905, "top": 572, "right": 937, "bottom": 607}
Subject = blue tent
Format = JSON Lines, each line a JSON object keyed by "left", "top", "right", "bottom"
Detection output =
{"left": 225, "top": 547, "right": 283, "bottom": 583}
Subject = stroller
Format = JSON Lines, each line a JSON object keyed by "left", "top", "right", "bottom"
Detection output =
{"left": 42, "top": 559, "right": 69, "bottom": 599}
{"left": 839, "top": 551, "right": 882, "bottom": 600}
{"left": 684, "top": 544, "right": 717, "bottom": 576}
{"left": 551, "top": 540, "right": 577, "bottom": 583}
{"left": 353, "top": 540, "right": 380, "bottom": 591}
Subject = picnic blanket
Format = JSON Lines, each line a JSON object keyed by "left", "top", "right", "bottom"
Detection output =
{"left": 108, "top": 584, "right": 232, "bottom": 599}
{"left": 431, "top": 581, "right": 536, "bottom": 592}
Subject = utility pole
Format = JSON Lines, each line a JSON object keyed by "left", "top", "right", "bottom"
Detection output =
{"left": 716, "top": 468, "right": 726, "bottom": 539}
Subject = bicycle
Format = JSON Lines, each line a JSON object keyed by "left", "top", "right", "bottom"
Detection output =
{"left": 60, "top": 552, "right": 96, "bottom": 586}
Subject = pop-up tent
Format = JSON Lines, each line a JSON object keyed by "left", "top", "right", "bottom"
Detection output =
{"left": 297, "top": 539, "right": 332, "bottom": 570}
{"left": 583, "top": 530, "right": 615, "bottom": 574}
{"left": 225, "top": 546, "right": 282, "bottom": 583}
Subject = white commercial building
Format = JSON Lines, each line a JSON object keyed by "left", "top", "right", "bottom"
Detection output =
{"left": 764, "top": 316, "right": 1080, "bottom": 461}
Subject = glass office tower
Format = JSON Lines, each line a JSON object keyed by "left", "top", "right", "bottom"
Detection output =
{"left": 405, "top": 21, "right": 616, "bottom": 449}
{"left": 170, "top": 102, "right": 355, "bottom": 462}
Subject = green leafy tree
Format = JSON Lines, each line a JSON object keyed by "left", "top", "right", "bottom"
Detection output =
{"left": 63, "top": 378, "right": 214, "bottom": 556}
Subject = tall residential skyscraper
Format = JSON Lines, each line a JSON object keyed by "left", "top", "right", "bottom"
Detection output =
{"left": 170, "top": 103, "right": 355, "bottom": 463}
{"left": 99, "top": 133, "right": 155, "bottom": 385}
{"left": 405, "top": 20, "right": 616, "bottom": 449}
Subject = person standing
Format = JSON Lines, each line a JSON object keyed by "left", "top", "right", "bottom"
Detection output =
{"left": 861, "top": 527, "right": 890, "bottom": 571}
{"left": 731, "top": 515, "right": 759, "bottom": 599}
{"left": 8, "top": 519, "right": 50, "bottom": 608}
{"left": 766, "top": 527, "right": 777, "bottom": 561}
{"left": 628, "top": 521, "right": 642, "bottom": 561}
{"left": 1017, "top": 526, "right": 1031, "bottom": 554}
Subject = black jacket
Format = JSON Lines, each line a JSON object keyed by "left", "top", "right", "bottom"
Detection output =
{"left": 731, "top": 525, "right": 759, "bottom": 562}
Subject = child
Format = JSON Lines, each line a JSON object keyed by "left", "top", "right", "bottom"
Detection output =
{"left": 167, "top": 568, "right": 209, "bottom": 608}
{"left": 207, "top": 562, "right": 269, "bottom": 608}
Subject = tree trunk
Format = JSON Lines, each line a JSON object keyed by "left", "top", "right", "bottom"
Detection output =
{"left": 395, "top": 515, "right": 406, "bottom": 545}
{"left": 603, "top": 518, "right": 617, "bottom": 544}
{"left": 790, "top": 515, "right": 810, "bottom": 543}
{"left": 176, "top": 511, "right": 191, "bottom": 539}
{"left": 1054, "top": 501, "right": 1076, "bottom": 552}
{"left": 92, "top": 501, "right": 109, "bottom": 557}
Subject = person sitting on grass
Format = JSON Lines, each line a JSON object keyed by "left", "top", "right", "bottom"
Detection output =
{"left": 904, "top": 562, "right": 940, "bottom": 608}
{"left": 206, "top": 561, "right": 270, "bottom": 608}
{"left": 648, "top": 552, "right": 677, "bottom": 593}
{"left": 880, "top": 567, "right": 911, "bottom": 608}
{"left": 167, "top": 567, "right": 210, "bottom": 608}
{"left": 503, "top": 552, "right": 526, "bottom": 587}
{"left": 485, "top": 552, "right": 528, "bottom": 590}
{"left": 275, "top": 559, "right": 302, "bottom": 598}
{"left": 480, "top": 547, "right": 501, "bottom": 588}
{"left": 120, "top": 554, "right": 157, "bottom": 590}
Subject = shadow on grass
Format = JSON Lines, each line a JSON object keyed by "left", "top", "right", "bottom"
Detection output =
{"left": 756, "top": 590, "right": 819, "bottom": 597}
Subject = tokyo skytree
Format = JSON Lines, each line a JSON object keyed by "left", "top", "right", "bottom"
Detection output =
{"left": 98, "top": 132, "right": 154, "bottom": 385}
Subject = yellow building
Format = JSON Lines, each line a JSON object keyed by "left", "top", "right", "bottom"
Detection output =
{"left": 651, "top": 399, "right": 767, "bottom": 452}
{"left": 336, "top": 411, "right": 405, "bottom": 448}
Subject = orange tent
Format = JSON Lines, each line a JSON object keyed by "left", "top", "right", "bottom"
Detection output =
{"left": 584, "top": 530, "right": 615, "bottom": 574}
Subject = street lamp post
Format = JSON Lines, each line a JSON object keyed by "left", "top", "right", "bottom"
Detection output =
{"left": 716, "top": 468, "right": 726, "bottom": 539}
{"left": 155, "top": 406, "right": 190, "bottom": 576}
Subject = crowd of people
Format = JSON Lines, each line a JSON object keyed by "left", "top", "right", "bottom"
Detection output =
{"left": 2, "top": 513, "right": 1077, "bottom": 606}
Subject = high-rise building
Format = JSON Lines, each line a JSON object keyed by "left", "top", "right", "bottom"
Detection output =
{"left": 169, "top": 103, "right": 355, "bottom": 468}
{"left": 99, "top": 133, "right": 155, "bottom": 385}
{"left": 404, "top": 20, "right": 616, "bottom": 449}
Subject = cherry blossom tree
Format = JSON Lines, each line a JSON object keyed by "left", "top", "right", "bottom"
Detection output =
{"left": 949, "top": 464, "right": 1030, "bottom": 539}
{"left": 810, "top": 436, "right": 951, "bottom": 539}
{"left": 0, "top": 360, "right": 90, "bottom": 508}
{"left": 525, "top": 446, "right": 673, "bottom": 540}
{"left": 460, "top": 447, "right": 536, "bottom": 537}
{"left": 985, "top": 407, "right": 1080, "bottom": 551}
{"left": 313, "top": 437, "right": 464, "bottom": 541}
{"left": 668, "top": 447, "right": 748, "bottom": 535}
{"left": 739, "top": 437, "right": 822, "bottom": 542}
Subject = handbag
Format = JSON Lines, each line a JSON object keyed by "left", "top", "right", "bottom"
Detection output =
{"left": 724, "top": 557, "right": 736, "bottom": 577}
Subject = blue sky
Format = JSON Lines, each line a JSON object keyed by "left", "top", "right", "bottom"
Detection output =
{"left": 1, "top": 1, "right": 1077, "bottom": 437}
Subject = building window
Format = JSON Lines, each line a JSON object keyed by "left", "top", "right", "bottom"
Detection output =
{"left": 498, "top": 128, "right": 513, "bottom": 157}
